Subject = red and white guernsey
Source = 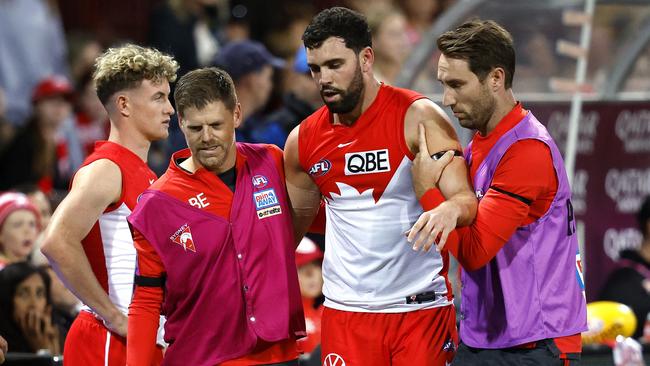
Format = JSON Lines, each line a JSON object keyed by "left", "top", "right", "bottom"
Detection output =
{"left": 79, "top": 141, "right": 157, "bottom": 316}
{"left": 298, "top": 84, "right": 453, "bottom": 313}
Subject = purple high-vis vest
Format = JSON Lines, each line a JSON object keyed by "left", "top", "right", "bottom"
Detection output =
{"left": 460, "top": 112, "right": 587, "bottom": 348}
{"left": 128, "top": 143, "right": 305, "bottom": 366}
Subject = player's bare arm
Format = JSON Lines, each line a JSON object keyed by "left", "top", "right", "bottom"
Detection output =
{"left": 41, "top": 159, "right": 128, "bottom": 336}
{"left": 404, "top": 99, "right": 477, "bottom": 251}
{"left": 284, "top": 125, "right": 322, "bottom": 245}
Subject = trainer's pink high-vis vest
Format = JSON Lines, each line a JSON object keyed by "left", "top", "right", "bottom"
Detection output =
{"left": 128, "top": 143, "right": 305, "bottom": 366}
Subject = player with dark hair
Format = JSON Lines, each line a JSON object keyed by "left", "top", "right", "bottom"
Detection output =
{"left": 285, "top": 7, "right": 477, "bottom": 366}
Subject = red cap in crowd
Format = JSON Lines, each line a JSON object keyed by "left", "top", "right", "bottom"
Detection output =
{"left": 0, "top": 192, "right": 41, "bottom": 230}
{"left": 31, "top": 75, "right": 74, "bottom": 103}
{"left": 295, "top": 237, "right": 324, "bottom": 267}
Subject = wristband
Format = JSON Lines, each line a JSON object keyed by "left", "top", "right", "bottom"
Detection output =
{"left": 419, "top": 188, "right": 445, "bottom": 211}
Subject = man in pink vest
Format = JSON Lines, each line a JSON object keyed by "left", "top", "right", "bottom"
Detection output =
{"left": 126, "top": 67, "right": 305, "bottom": 366}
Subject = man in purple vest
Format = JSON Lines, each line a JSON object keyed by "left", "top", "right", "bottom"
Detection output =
{"left": 409, "top": 19, "right": 588, "bottom": 365}
{"left": 126, "top": 67, "right": 305, "bottom": 365}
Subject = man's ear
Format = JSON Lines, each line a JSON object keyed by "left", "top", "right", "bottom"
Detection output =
{"left": 115, "top": 94, "right": 130, "bottom": 117}
{"left": 491, "top": 67, "right": 506, "bottom": 91}
{"left": 177, "top": 113, "right": 184, "bottom": 128}
{"left": 233, "top": 103, "right": 242, "bottom": 129}
{"left": 359, "top": 47, "right": 374, "bottom": 73}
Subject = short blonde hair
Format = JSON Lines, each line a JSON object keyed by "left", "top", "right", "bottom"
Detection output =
{"left": 93, "top": 43, "right": 179, "bottom": 104}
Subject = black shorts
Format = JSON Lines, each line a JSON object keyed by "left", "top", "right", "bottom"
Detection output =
{"left": 451, "top": 339, "right": 580, "bottom": 366}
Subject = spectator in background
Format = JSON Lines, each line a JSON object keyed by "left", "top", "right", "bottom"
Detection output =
{"left": 148, "top": 0, "right": 224, "bottom": 167}
{"left": 263, "top": 3, "right": 316, "bottom": 60}
{"left": 367, "top": 5, "right": 411, "bottom": 84}
{"left": 512, "top": 22, "right": 559, "bottom": 93}
{"left": 149, "top": 0, "right": 227, "bottom": 78}
{"left": 14, "top": 186, "right": 52, "bottom": 232}
{"left": 74, "top": 70, "right": 109, "bottom": 156}
{"left": 0, "top": 193, "right": 41, "bottom": 270}
{"left": 15, "top": 185, "right": 80, "bottom": 345}
{"left": 397, "top": 0, "right": 444, "bottom": 46}
{"left": 0, "top": 262, "right": 60, "bottom": 355}
{"left": 251, "top": 46, "right": 322, "bottom": 148}
{"left": 342, "top": 0, "right": 393, "bottom": 15}
{"left": 37, "top": 263, "right": 81, "bottom": 349}
{"left": 295, "top": 237, "right": 324, "bottom": 358}
{"left": 0, "top": 76, "right": 83, "bottom": 193}
{"left": 0, "top": 335, "right": 6, "bottom": 364}
{"left": 66, "top": 32, "right": 103, "bottom": 87}
{"left": 0, "top": 0, "right": 68, "bottom": 126}
{"left": 599, "top": 196, "right": 650, "bottom": 339}
{"left": 213, "top": 40, "right": 285, "bottom": 143}
{"left": 0, "top": 88, "right": 14, "bottom": 156}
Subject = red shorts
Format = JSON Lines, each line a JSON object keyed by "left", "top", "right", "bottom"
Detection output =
{"left": 321, "top": 305, "right": 457, "bottom": 366}
{"left": 64, "top": 311, "right": 162, "bottom": 366}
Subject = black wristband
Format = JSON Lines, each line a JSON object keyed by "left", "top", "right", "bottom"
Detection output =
{"left": 430, "top": 150, "right": 463, "bottom": 160}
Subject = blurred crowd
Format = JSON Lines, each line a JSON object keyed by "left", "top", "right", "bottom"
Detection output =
{"left": 0, "top": 0, "right": 649, "bottom": 361}
{"left": 0, "top": 0, "right": 456, "bottom": 189}
{"left": 0, "top": 0, "right": 454, "bottom": 358}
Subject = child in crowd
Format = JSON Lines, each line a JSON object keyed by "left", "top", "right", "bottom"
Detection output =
{"left": 0, "top": 192, "right": 40, "bottom": 269}
{"left": 0, "top": 261, "right": 61, "bottom": 355}
{"left": 295, "top": 237, "right": 324, "bottom": 357}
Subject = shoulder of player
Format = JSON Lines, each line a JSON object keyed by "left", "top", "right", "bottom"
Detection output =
{"left": 74, "top": 158, "right": 122, "bottom": 189}
{"left": 67, "top": 159, "right": 122, "bottom": 207}
{"left": 502, "top": 139, "right": 552, "bottom": 164}
{"left": 404, "top": 99, "right": 459, "bottom": 149}
{"left": 258, "top": 143, "right": 285, "bottom": 174}
{"left": 284, "top": 124, "right": 301, "bottom": 156}
{"left": 495, "top": 139, "right": 555, "bottom": 189}
{"left": 405, "top": 98, "right": 451, "bottom": 127}
{"left": 259, "top": 142, "right": 283, "bottom": 156}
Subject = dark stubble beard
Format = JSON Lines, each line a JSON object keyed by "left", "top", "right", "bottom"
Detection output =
{"left": 458, "top": 82, "right": 496, "bottom": 133}
{"left": 321, "top": 64, "right": 364, "bottom": 114}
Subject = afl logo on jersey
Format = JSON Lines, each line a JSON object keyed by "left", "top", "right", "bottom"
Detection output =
{"left": 344, "top": 149, "right": 390, "bottom": 175}
{"left": 309, "top": 159, "right": 331, "bottom": 177}
{"left": 252, "top": 175, "right": 268, "bottom": 189}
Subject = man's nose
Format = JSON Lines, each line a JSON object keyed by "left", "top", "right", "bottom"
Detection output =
{"left": 201, "top": 127, "right": 212, "bottom": 141}
{"left": 442, "top": 89, "right": 455, "bottom": 107}
{"left": 319, "top": 68, "right": 333, "bottom": 86}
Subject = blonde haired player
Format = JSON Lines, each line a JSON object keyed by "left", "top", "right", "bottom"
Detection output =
{"left": 41, "top": 44, "right": 177, "bottom": 365}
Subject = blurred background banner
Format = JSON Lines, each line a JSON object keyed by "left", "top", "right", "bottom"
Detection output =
{"left": 530, "top": 101, "right": 650, "bottom": 302}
